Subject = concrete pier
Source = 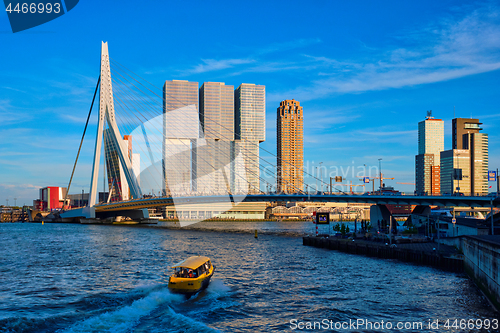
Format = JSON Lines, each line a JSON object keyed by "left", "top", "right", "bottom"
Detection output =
{"left": 303, "top": 236, "right": 464, "bottom": 272}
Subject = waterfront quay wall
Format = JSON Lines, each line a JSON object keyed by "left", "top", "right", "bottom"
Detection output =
{"left": 461, "top": 236, "right": 500, "bottom": 310}
{"left": 303, "top": 236, "right": 463, "bottom": 272}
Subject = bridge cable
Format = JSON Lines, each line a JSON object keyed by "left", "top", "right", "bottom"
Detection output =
{"left": 63, "top": 75, "right": 100, "bottom": 209}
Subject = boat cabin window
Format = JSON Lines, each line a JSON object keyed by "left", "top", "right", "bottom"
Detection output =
{"left": 173, "top": 267, "right": 198, "bottom": 278}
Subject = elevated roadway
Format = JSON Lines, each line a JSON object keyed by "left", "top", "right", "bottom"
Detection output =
{"left": 91, "top": 193, "right": 500, "bottom": 212}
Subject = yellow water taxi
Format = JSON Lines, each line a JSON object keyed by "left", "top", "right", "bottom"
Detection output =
{"left": 168, "top": 256, "right": 215, "bottom": 295}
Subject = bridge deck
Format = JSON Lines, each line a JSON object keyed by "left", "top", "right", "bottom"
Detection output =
{"left": 91, "top": 194, "right": 500, "bottom": 212}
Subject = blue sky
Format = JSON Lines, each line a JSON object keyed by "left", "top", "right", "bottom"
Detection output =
{"left": 1, "top": 0, "right": 500, "bottom": 205}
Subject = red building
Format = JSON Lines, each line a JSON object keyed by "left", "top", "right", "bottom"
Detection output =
{"left": 33, "top": 187, "right": 67, "bottom": 211}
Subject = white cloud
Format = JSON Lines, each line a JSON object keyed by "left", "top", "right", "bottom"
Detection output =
{"left": 183, "top": 58, "right": 255, "bottom": 74}
{"left": 0, "top": 183, "right": 42, "bottom": 207}
{"left": 178, "top": 38, "right": 323, "bottom": 76}
{"left": 274, "top": 4, "right": 500, "bottom": 100}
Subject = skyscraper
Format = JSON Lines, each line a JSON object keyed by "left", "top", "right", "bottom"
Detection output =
{"left": 234, "top": 83, "right": 265, "bottom": 194}
{"left": 162, "top": 80, "right": 199, "bottom": 196}
{"left": 415, "top": 113, "right": 444, "bottom": 195}
{"left": 199, "top": 82, "right": 234, "bottom": 194}
{"left": 440, "top": 149, "right": 471, "bottom": 195}
{"left": 277, "top": 99, "right": 303, "bottom": 194}
{"left": 452, "top": 118, "right": 482, "bottom": 149}
{"left": 449, "top": 118, "right": 489, "bottom": 195}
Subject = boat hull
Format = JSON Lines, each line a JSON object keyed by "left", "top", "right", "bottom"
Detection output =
{"left": 168, "top": 267, "right": 215, "bottom": 295}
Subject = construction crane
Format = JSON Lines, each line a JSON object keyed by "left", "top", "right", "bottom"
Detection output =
{"left": 338, "top": 182, "right": 365, "bottom": 194}
{"left": 396, "top": 182, "right": 415, "bottom": 185}
{"left": 358, "top": 174, "right": 395, "bottom": 192}
{"left": 328, "top": 177, "right": 366, "bottom": 194}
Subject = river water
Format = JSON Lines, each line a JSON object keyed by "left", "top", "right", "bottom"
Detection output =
{"left": 0, "top": 222, "right": 497, "bottom": 332}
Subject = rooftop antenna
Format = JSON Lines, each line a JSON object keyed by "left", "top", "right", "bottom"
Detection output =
{"left": 426, "top": 110, "right": 433, "bottom": 119}
{"left": 453, "top": 105, "right": 455, "bottom": 118}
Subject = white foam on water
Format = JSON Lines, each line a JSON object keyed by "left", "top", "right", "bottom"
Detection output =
{"left": 61, "top": 288, "right": 184, "bottom": 333}
{"left": 154, "top": 307, "right": 220, "bottom": 333}
{"left": 189, "top": 279, "right": 238, "bottom": 316}
{"left": 206, "top": 278, "right": 231, "bottom": 295}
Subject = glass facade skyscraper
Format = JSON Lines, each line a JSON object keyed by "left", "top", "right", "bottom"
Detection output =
{"left": 462, "top": 128, "right": 489, "bottom": 195}
{"left": 162, "top": 80, "right": 199, "bottom": 196}
{"left": 234, "top": 84, "right": 265, "bottom": 194}
{"left": 198, "top": 82, "right": 234, "bottom": 194}
{"left": 440, "top": 118, "right": 488, "bottom": 195}
{"left": 415, "top": 116, "right": 444, "bottom": 194}
{"left": 440, "top": 149, "right": 471, "bottom": 195}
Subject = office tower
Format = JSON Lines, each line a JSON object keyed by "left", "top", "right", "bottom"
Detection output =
{"left": 452, "top": 118, "right": 482, "bottom": 149}
{"left": 451, "top": 118, "right": 489, "bottom": 195}
{"left": 277, "top": 99, "right": 303, "bottom": 193}
{"left": 464, "top": 132, "right": 488, "bottom": 194}
{"left": 199, "top": 82, "right": 234, "bottom": 194}
{"left": 440, "top": 149, "right": 471, "bottom": 195}
{"left": 162, "top": 80, "right": 199, "bottom": 196}
{"left": 415, "top": 113, "right": 444, "bottom": 195}
{"left": 234, "top": 83, "right": 265, "bottom": 194}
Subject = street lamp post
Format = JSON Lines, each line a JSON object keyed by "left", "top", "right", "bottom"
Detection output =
{"left": 315, "top": 166, "right": 318, "bottom": 193}
{"left": 378, "top": 158, "right": 383, "bottom": 190}
{"left": 491, "top": 198, "right": 495, "bottom": 236}
{"left": 497, "top": 168, "right": 499, "bottom": 196}
{"left": 319, "top": 162, "right": 323, "bottom": 192}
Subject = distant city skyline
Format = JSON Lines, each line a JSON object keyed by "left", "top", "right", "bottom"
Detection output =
{"left": 1, "top": 1, "right": 500, "bottom": 204}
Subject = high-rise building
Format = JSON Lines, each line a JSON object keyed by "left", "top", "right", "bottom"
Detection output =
{"left": 199, "top": 82, "right": 234, "bottom": 194}
{"left": 440, "top": 149, "right": 471, "bottom": 195}
{"left": 234, "top": 83, "right": 265, "bottom": 194}
{"left": 449, "top": 118, "right": 489, "bottom": 195}
{"left": 162, "top": 80, "right": 199, "bottom": 196}
{"left": 415, "top": 154, "right": 438, "bottom": 194}
{"left": 415, "top": 114, "right": 444, "bottom": 195}
{"left": 277, "top": 99, "right": 303, "bottom": 193}
{"left": 464, "top": 132, "right": 489, "bottom": 194}
{"left": 452, "top": 118, "right": 482, "bottom": 149}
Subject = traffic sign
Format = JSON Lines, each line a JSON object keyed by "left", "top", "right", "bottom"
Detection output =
{"left": 452, "top": 218, "right": 456, "bottom": 224}
{"left": 488, "top": 170, "right": 497, "bottom": 181}
{"left": 316, "top": 212, "right": 330, "bottom": 224}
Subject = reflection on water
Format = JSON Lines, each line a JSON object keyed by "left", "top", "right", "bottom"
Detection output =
{"left": 156, "top": 220, "right": 334, "bottom": 236}
{"left": 0, "top": 222, "right": 497, "bottom": 332}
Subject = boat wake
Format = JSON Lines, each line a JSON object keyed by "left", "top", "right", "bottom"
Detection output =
{"left": 55, "top": 279, "right": 236, "bottom": 333}
{"left": 59, "top": 285, "right": 222, "bottom": 333}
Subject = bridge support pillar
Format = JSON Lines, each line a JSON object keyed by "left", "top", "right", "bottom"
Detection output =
{"left": 370, "top": 204, "right": 396, "bottom": 234}
{"left": 408, "top": 205, "right": 431, "bottom": 229}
